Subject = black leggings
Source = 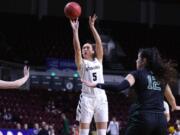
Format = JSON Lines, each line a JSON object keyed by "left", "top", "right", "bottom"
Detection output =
{"left": 125, "top": 111, "right": 168, "bottom": 135}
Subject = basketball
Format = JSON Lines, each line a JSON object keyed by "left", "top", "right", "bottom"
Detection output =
{"left": 64, "top": 2, "right": 81, "bottom": 20}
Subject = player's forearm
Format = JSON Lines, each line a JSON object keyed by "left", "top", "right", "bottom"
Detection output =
{"left": 73, "top": 31, "right": 82, "bottom": 70}
{"left": 0, "top": 75, "right": 29, "bottom": 89}
{"left": 13, "top": 76, "right": 29, "bottom": 88}
{"left": 167, "top": 97, "right": 176, "bottom": 110}
{"left": 96, "top": 80, "right": 130, "bottom": 91}
{"left": 73, "top": 31, "right": 81, "bottom": 52}
{"left": 90, "top": 26, "right": 102, "bottom": 46}
{"left": 165, "top": 91, "right": 177, "bottom": 110}
{"left": 164, "top": 84, "right": 177, "bottom": 110}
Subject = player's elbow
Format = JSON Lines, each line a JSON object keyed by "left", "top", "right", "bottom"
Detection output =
{"left": 75, "top": 47, "right": 81, "bottom": 53}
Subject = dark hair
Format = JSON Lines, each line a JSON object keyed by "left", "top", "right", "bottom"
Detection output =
{"left": 91, "top": 43, "right": 97, "bottom": 59}
{"left": 139, "top": 47, "right": 177, "bottom": 86}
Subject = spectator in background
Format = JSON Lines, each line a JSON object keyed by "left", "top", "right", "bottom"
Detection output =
{"left": 32, "top": 123, "right": 40, "bottom": 135}
{"left": 24, "top": 123, "right": 29, "bottom": 130}
{"left": 72, "top": 124, "right": 79, "bottom": 135}
{"left": 16, "top": 123, "right": 21, "bottom": 130}
{"left": 45, "top": 100, "right": 56, "bottom": 113}
{"left": 49, "top": 125, "right": 55, "bottom": 135}
{"left": 176, "top": 120, "right": 180, "bottom": 126}
{"left": 38, "top": 122, "right": 49, "bottom": 135}
{"left": 107, "top": 117, "right": 119, "bottom": 135}
{"left": 41, "top": 121, "right": 46, "bottom": 129}
{"left": 3, "top": 108, "right": 13, "bottom": 122}
{"left": 174, "top": 124, "right": 180, "bottom": 135}
{"left": 174, "top": 120, "right": 180, "bottom": 135}
{"left": 61, "top": 113, "right": 70, "bottom": 135}
{"left": 24, "top": 123, "right": 33, "bottom": 135}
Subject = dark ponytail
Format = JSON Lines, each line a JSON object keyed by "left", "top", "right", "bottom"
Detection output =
{"left": 139, "top": 47, "right": 177, "bottom": 86}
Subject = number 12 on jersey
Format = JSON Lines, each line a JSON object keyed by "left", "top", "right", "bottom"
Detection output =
{"left": 147, "top": 75, "right": 161, "bottom": 91}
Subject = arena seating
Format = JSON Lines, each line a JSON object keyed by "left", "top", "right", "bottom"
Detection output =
{"left": 0, "top": 89, "right": 179, "bottom": 134}
{"left": 0, "top": 89, "right": 129, "bottom": 132}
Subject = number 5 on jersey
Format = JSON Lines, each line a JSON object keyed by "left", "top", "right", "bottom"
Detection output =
{"left": 92, "top": 72, "right": 97, "bottom": 81}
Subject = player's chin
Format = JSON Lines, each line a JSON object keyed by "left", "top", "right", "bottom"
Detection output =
{"left": 83, "top": 54, "right": 88, "bottom": 59}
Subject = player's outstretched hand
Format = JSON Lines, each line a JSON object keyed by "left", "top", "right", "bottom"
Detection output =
{"left": 23, "top": 65, "right": 30, "bottom": 78}
{"left": 89, "top": 14, "right": 97, "bottom": 27}
{"left": 81, "top": 79, "right": 97, "bottom": 88}
{"left": 70, "top": 18, "right": 79, "bottom": 32}
{"left": 172, "top": 105, "right": 180, "bottom": 111}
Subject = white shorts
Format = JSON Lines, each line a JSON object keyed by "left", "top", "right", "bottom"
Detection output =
{"left": 76, "top": 93, "right": 108, "bottom": 123}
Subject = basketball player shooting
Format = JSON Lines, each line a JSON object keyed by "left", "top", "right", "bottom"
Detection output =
{"left": 70, "top": 14, "right": 108, "bottom": 135}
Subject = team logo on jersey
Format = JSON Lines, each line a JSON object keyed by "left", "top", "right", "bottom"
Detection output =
{"left": 86, "top": 65, "right": 100, "bottom": 71}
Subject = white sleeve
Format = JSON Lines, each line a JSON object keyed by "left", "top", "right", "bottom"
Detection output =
{"left": 163, "top": 101, "right": 170, "bottom": 114}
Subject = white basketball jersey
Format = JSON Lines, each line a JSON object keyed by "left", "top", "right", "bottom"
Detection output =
{"left": 79, "top": 58, "right": 105, "bottom": 96}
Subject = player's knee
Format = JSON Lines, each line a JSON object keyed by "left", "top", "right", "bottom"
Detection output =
{"left": 96, "top": 122, "right": 107, "bottom": 129}
{"left": 80, "top": 123, "right": 90, "bottom": 129}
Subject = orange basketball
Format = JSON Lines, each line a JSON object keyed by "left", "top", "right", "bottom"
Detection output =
{"left": 64, "top": 2, "right": 81, "bottom": 20}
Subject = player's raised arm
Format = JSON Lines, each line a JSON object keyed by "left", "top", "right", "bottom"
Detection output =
{"left": 70, "top": 19, "right": 82, "bottom": 71}
{"left": 89, "top": 14, "right": 103, "bottom": 63}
